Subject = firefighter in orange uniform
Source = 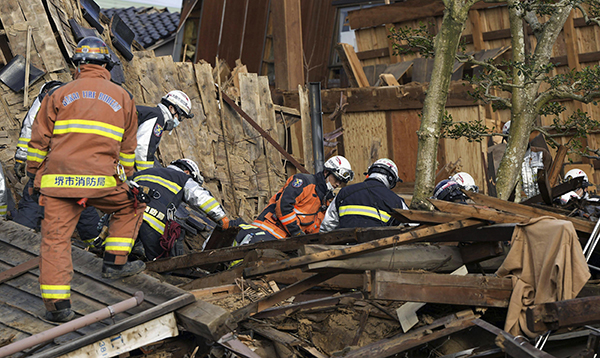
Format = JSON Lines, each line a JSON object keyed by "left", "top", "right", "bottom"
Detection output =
{"left": 235, "top": 156, "right": 354, "bottom": 244}
{"left": 27, "top": 37, "right": 145, "bottom": 322}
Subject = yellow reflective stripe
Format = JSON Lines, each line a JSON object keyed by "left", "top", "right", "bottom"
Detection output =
{"left": 339, "top": 205, "right": 391, "bottom": 222}
{"left": 119, "top": 152, "right": 135, "bottom": 167}
{"left": 239, "top": 224, "right": 258, "bottom": 230}
{"left": 143, "top": 212, "right": 165, "bottom": 234}
{"left": 41, "top": 174, "right": 117, "bottom": 189}
{"left": 104, "top": 237, "right": 135, "bottom": 252}
{"left": 17, "top": 137, "right": 30, "bottom": 148}
{"left": 252, "top": 221, "right": 285, "bottom": 239}
{"left": 53, "top": 119, "right": 124, "bottom": 142}
{"left": 135, "top": 160, "right": 154, "bottom": 170}
{"left": 0, "top": 205, "right": 6, "bottom": 216}
{"left": 133, "top": 175, "right": 181, "bottom": 194}
{"left": 27, "top": 148, "right": 48, "bottom": 162}
{"left": 280, "top": 212, "right": 297, "bottom": 225}
{"left": 200, "top": 198, "right": 219, "bottom": 213}
{"left": 40, "top": 284, "right": 71, "bottom": 299}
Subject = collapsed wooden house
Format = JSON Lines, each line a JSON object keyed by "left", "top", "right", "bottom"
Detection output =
{"left": 1, "top": 0, "right": 600, "bottom": 357}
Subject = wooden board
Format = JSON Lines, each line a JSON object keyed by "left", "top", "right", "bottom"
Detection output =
{"left": 335, "top": 43, "right": 370, "bottom": 88}
{"left": 341, "top": 111, "right": 389, "bottom": 183}
{"left": 371, "top": 270, "right": 512, "bottom": 307}
{"left": 442, "top": 106, "right": 487, "bottom": 193}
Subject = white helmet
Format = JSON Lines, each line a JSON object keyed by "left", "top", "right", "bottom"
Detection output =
{"left": 171, "top": 158, "right": 204, "bottom": 184}
{"left": 323, "top": 155, "right": 354, "bottom": 183}
{"left": 502, "top": 121, "right": 510, "bottom": 134}
{"left": 565, "top": 168, "right": 589, "bottom": 184}
{"left": 502, "top": 121, "right": 511, "bottom": 135}
{"left": 450, "top": 172, "right": 479, "bottom": 192}
{"left": 162, "top": 90, "right": 194, "bottom": 119}
{"left": 368, "top": 158, "right": 401, "bottom": 189}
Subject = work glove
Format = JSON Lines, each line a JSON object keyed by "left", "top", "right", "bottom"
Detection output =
{"left": 14, "top": 160, "right": 26, "bottom": 179}
{"left": 218, "top": 216, "right": 230, "bottom": 230}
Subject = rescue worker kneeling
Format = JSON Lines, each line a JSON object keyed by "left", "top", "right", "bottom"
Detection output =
{"left": 133, "top": 158, "right": 231, "bottom": 260}
{"left": 27, "top": 37, "right": 144, "bottom": 322}
{"left": 320, "top": 158, "right": 408, "bottom": 232}
{"left": 235, "top": 155, "right": 354, "bottom": 245}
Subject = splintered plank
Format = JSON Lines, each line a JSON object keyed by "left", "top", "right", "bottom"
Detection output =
{"left": 370, "top": 270, "right": 512, "bottom": 307}
{"left": 335, "top": 43, "right": 370, "bottom": 87}
{"left": 391, "top": 208, "right": 468, "bottom": 223}
{"left": 146, "top": 227, "right": 360, "bottom": 273}
{"left": 473, "top": 319, "right": 557, "bottom": 358}
{"left": 233, "top": 271, "right": 341, "bottom": 322}
{"left": 428, "top": 199, "right": 529, "bottom": 224}
{"left": 526, "top": 296, "right": 600, "bottom": 333}
{"left": 463, "top": 191, "right": 595, "bottom": 233}
{"left": 342, "top": 311, "right": 478, "bottom": 358}
{"left": 17, "top": 0, "right": 66, "bottom": 72}
{"left": 257, "top": 76, "right": 286, "bottom": 191}
{"left": 243, "top": 220, "right": 484, "bottom": 278}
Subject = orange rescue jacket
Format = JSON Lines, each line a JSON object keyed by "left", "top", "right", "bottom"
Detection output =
{"left": 27, "top": 65, "right": 138, "bottom": 198}
{"left": 252, "top": 172, "right": 331, "bottom": 238}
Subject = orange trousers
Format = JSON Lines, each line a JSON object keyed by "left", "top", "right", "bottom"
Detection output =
{"left": 39, "top": 184, "right": 144, "bottom": 312}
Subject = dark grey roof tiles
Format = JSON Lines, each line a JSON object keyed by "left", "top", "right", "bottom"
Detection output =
{"left": 101, "top": 6, "right": 180, "bottom": 49}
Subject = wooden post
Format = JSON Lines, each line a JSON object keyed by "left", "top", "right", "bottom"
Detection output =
{"left": 298, "top": 85, "right": 314, "bottom": 173}
{"left": 272, "top": 0, "right": 304, "bottom": 91}
{"left": 23, "top": 25, "right": 32, "bottom": 108}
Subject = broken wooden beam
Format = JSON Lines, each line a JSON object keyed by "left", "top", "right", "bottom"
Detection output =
{"left": 334, "top": 43, "right": 370, "bottom": 87}
{"left": 146, "top": 229, "right": 359, "bottom": 273}
{"left": 473, "top": 318, "right": 557, "bottom": 358}
{"left": 429, "top": 199, "right": 530, "bottom": 224}
{"left": 391, "top": 208, "right": 468, "bottom": 224}
{"left": 0, "top": 257, "right": 39, "bottom": 285}
{"left": 521, "top": 176, "right": 584, "bottom": 205}
{"left": 341, "top": 310, "right": 478, "bottom": 358}
{"left": 232, "top": 271, "right": 341, "bottom": 322}
{"left": 176, "top": 298, "right": 237, "bottom": 342}
{"left": 243, "top": 220, "right": 484, "bottom": 278}
{"left": 370, "top": 270, "right": 512, "bottom": 307}
{"left": 463, "top": 191, "right": 595, "bottom": 233}
{"left": 253, "top": 292, "right": 363, "bottom": 319}
{"left": 526, "top": 296, "right": 600, "bottom": 333}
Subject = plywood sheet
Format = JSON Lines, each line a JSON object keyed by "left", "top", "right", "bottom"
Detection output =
{"left": 341, "top": 111, "right": 389, "bottom": 183}
{"left": 442, "top": 106, "right": 487, "bottom": 193}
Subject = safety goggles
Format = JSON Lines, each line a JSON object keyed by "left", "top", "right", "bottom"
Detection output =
{"left": 465, "top": 184, "right": 479, "bottom": 193}
{"left": 334, "top": 168, "right": 355, "bottom": 183}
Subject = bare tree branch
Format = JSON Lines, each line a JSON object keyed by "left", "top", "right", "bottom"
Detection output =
{"left": 575, "top": 4, "right": 600, "bottom": 27}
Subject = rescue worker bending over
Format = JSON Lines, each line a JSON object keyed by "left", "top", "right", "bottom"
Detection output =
{"left": 133, "top": 158, "right": 231, "bottom": 260}
{"left": 12, "top": 80, "right": 101, "bottom": 242}
{"left": 27, "top": 37, "right": 145, "bottom": 322}
{"left": 432, "top": 179, "right": 469, "bottom": 203}
{"left": 450, "top": 172, "right": 479, "bottom": 193}
{"left": 320, "top": 158, "right": 408, "bottom": 232}
{"left": 558, "top": 169, "right": 593, "bottom": 205}
{"left": 135, "top": 90, "right": 194, "bottom": 171}
{"left": 235, "top": 155, "right": 354, "bottom": 245}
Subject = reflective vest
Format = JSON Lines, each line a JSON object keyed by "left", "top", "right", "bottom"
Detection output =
{"left": 336, "top": 179, "right": 407, "bottom": 228}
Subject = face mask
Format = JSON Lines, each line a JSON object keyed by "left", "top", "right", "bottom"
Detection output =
{"left": 165, "top": 117, "right": 180, "bottom": 132}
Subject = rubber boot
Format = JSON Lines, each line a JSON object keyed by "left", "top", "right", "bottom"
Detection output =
{"left": 45, "top": 308, "right": 75, "bottom": 322}
{"left": 102, "top": 260, "right": 146, "bottom": 279}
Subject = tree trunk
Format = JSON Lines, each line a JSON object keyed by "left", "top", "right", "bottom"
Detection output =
{"left": 495, "top": 0, "right": 576, "bottom": 200}
{"left": 411, "top": 1, "right": 477, "bottom": 210}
